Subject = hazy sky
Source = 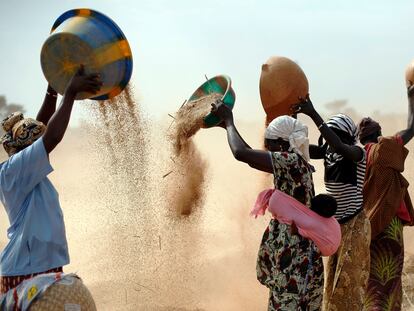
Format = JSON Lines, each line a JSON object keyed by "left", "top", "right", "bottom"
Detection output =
{"left": 1, "top": 0, "right": 413, "bottom": 123}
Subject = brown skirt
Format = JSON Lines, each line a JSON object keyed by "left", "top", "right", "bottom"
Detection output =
{"left": 0, "top": 267, "right": 63, "bottom": 294}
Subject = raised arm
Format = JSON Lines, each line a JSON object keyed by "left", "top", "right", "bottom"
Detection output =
{"left": 397, "top": 84, "right": 414, "bottom": 144}
{"left": 36, "top": 84, "right": 58, "bottom": 125}
{"left": 309, "top": 144, "right": 325, "bottom": 159}
{"left": 43, "top": 66, "right": 101, "bottom": 154}
{"left": 211, "top": 101, "right": 273, "bottom": 173}
{"left": 293, "top": 96, "right": 363, "bottom": 162}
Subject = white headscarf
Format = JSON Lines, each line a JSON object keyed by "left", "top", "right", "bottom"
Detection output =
{"left": 265, "top": 116, "right": 310, "bottom": 161}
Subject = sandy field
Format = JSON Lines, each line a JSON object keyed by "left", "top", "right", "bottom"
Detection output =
{"left": 1, "top": 105, "right": 414, "bottom": 310}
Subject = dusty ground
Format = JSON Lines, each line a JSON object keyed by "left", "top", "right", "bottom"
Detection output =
{"left": 1, "top": 112, "right": 414, "bottom": 310}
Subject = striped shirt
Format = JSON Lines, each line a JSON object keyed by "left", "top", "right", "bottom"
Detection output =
{"left": 324, "top": 146, "right": 366, "bottom": 223}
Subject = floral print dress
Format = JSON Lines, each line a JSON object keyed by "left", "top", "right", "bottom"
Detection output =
{"left": 256, "top": 152, "right": 324, "bottom": 311}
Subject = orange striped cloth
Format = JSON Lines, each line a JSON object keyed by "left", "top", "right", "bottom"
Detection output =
{"left": 363, "top": 136, "right": 414, "bottom": 238}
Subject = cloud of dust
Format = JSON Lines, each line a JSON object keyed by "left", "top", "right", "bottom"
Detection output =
{"left": 76, "top": 99, "right": 273, "bottom": 310}
{"left": 166, "top": 93, "right": 221, "bottom": 216}
{"left": 2, "top": 91, "right": 414, "bottom": 310}
{"left": 166, "top": 139, "right": 207, "bottom": 216}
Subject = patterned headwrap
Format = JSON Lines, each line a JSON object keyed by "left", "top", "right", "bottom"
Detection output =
{"left": 265, "top": 115, "right": 310, "bottom": 161}
{"left": 321, "top": 114, "right": 358, "bottom": 163}
{"left": 1, "top": 112, "right": 46, "bottom": 156}
{"left": 357, "top": 117, "right": 381, "bottom": 143}
{"left": 326, "top": 114, "right": 358, "bottom": 144}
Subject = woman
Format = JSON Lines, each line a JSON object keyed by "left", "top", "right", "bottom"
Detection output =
{"left": 211, "top": 102, "right": 324, "bottom": 310}
{"left": 0, "top": 66, "right": 101, "bottom": 295}
{"left": 357, "top": 84, "right": 414, "bottom": 310}
{"left": 294, "top": 97, "right": 371, "bottom": 311}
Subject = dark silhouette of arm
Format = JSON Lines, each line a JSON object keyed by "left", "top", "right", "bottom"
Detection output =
{"left": 309, "top": 144, "right": 325, "bottom": 159}
{"left": 397, "top": 85, "right": 414, "bottom": 144}
{"left": 224, "top": 118, "right": 273, "bottom": 173}
{"left": 43, "top": 66, "right": 101, "bottom": 154}
{"left": 211, "top": 102, "right": 273, "bottom": 173}
{"left": 294, "top": 97, "right": 363, "bottom": 162}
{"left": 37, "top": 85, "right": 57, "bottom": 125}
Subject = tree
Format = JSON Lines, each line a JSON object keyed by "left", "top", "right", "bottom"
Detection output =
{"left": 325, "top": 99, "right": 348, "bottom": 112}
{"left": 324, "top": 99, "right": 360, "bottom": 121}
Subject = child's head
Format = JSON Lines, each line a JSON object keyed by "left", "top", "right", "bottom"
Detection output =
{"left": 310, "top": 194, "right": 337, "bottom": 218}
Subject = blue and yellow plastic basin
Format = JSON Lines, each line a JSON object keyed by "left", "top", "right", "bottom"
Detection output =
{"left": 188, "top": 75, "right": 236, "bottom": 128}
{"left": 40, "top": 8, "right": 133, "bottom": 100}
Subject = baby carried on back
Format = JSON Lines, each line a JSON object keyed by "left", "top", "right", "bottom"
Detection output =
{"left": 252, "top": 189, "right": 341, "bottom": 256}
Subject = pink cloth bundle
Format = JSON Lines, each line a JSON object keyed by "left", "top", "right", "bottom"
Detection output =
{"left": 252, "top": 189, "right": 341, "bottom": 256}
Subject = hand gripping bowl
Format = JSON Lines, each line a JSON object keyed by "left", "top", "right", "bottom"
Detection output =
{"left": 40, "top": 8, "right": 133, "bottom": 100}
{"left": 187, "top": 75, "right": 236, "bottom": 128}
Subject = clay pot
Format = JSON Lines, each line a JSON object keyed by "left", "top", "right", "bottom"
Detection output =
{"left": 405, "top": 59, "right": 414, "bottom": 87}
{"left": 260, "top": 56, "right": 308, "bottom": 124}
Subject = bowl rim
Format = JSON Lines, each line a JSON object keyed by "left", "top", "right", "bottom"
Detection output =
{"left": 188, "top": 74, "right": 232, "bottom": 102}
{"left": 185, "top": 74, "right": 235, "bottom": 128}
{"left": 48, "top": 8, "right": 133, "bottom": 101}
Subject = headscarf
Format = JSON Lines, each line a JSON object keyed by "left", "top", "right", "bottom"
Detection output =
{"left": 1, "top": 112, "right": 46, "bottom": 156}
{"left": 357, "top": 117, "right": 381, "bottom": 143}
{"left": 322, "top": 114, "right": 358, "bottom": 163}
{"left": 326, "top": 114, "right": 358, "bottom": 144}
{"left": 265, "top": 115, "right": 310, "bottom": 161}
